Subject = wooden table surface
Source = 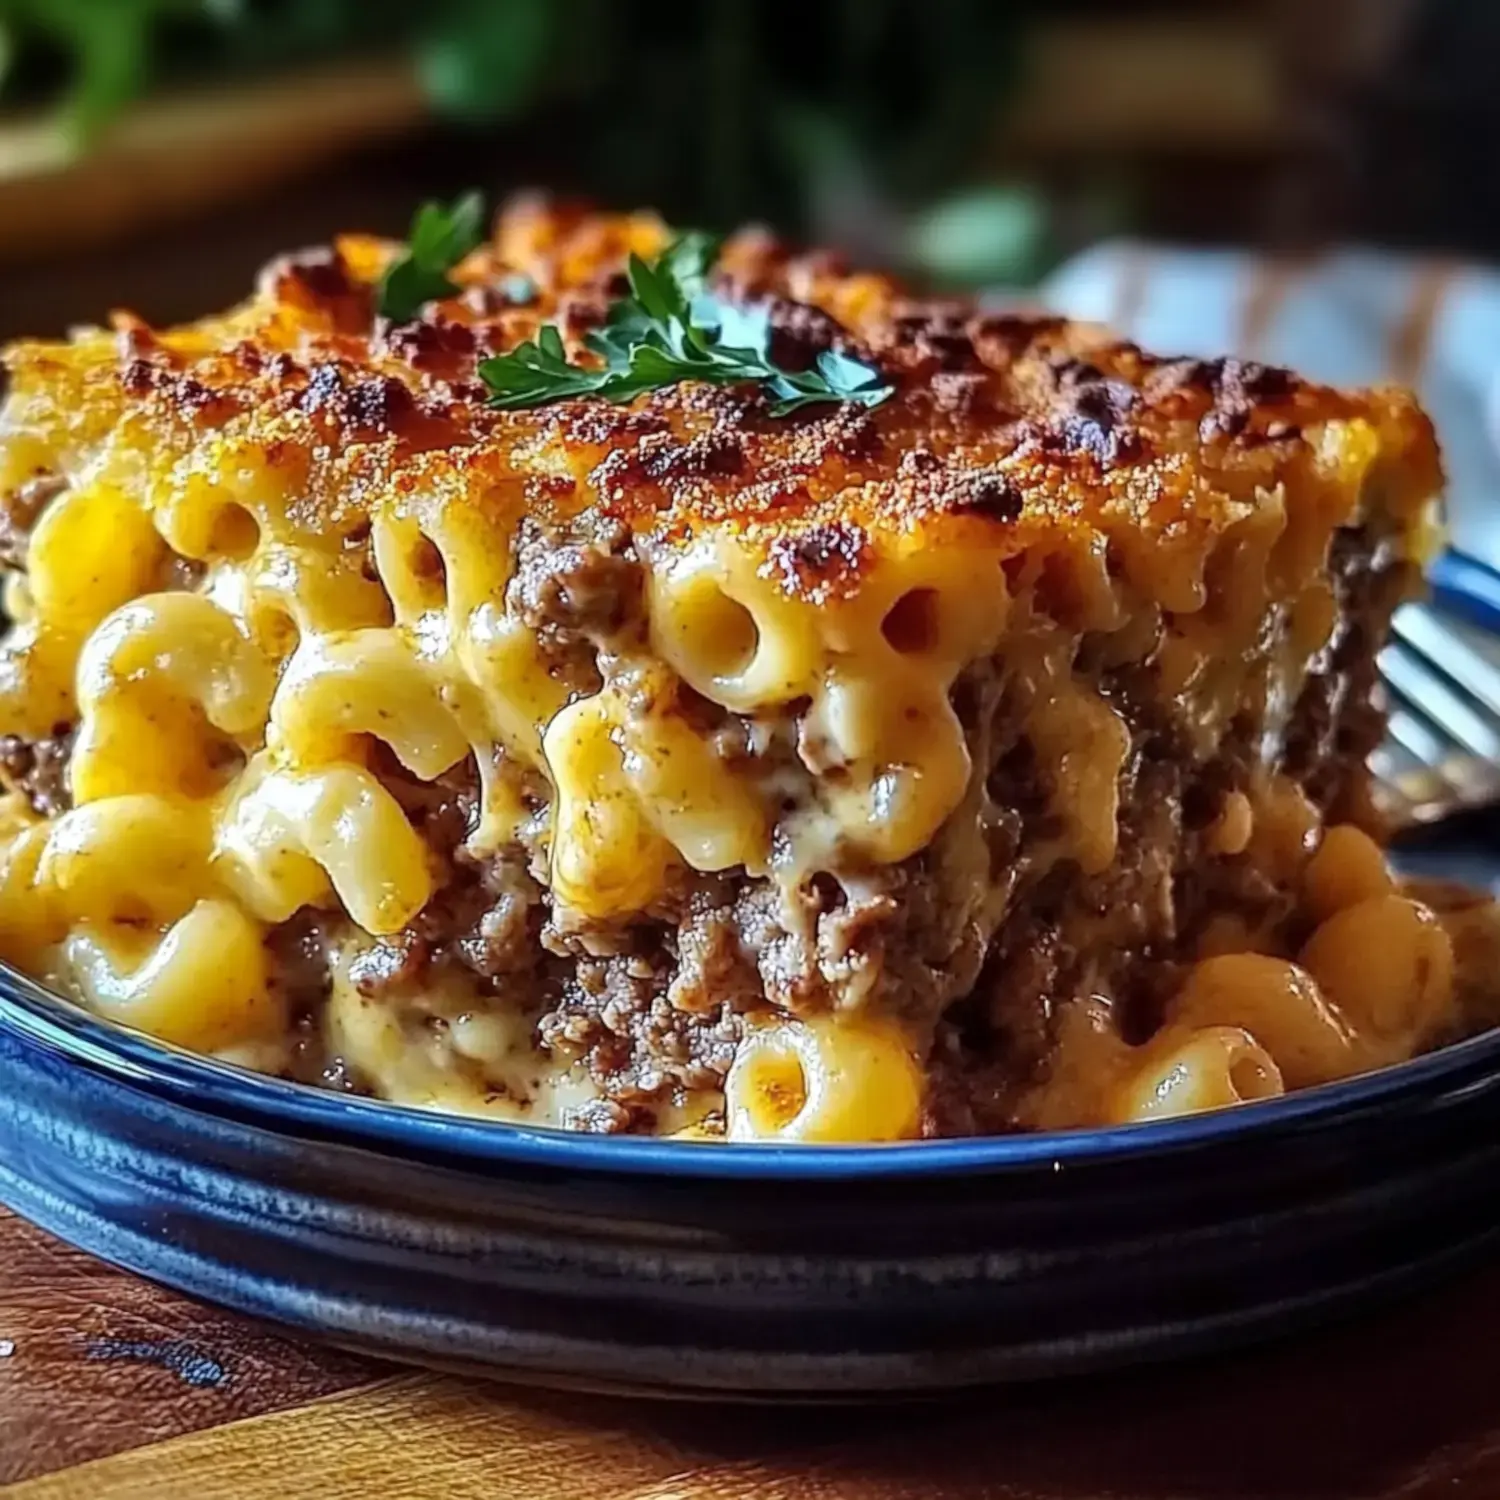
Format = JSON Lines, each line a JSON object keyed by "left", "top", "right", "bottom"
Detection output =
{"left": 3, "top": 1207, "right": 1500, "bottom": 1499}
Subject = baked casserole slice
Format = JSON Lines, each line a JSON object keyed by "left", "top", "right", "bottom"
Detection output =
{"left": 0, "top": 200, "right": 1470, "bottom": 1139}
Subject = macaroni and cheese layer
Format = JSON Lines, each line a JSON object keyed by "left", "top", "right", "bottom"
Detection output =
{"left": 0, "top": 201, "right": 1481, "bottom": 1140}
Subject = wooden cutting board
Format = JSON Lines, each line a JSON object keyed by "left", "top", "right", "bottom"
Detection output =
{"left": 4, "top": 1205, "right": 1500, "bottom": 1498}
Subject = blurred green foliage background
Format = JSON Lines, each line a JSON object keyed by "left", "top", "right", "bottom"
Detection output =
{"left": 0, "top": 0, "right": 1050, "bottom": 284}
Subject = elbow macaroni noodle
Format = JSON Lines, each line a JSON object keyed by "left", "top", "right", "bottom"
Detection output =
{"left": 214, "top": 757, "right": 433, "bottom": 934}
{"left": 0, "top": 449, "right": 1470, "bottom": 1133}
{"left": 0, "top": 211, "right": 1471, "bottom": 1140}
{"left": 1110, "top": 1025, "right": 1284, "bottom": 1124}
{"left": 64, "top": 899, "right": 276, "bottom": 1053}
{"left": 725, "top": 1015, "right": 924, "bottom": 1143}
{"left": 0, "top": 443, "right": 1039, "bottom": 1118}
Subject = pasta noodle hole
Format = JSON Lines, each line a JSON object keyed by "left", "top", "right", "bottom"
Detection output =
{"left": 206, "top": 503, "right": 260, "bottom": 561}
{"left": 251, "top": 601, "right": 300, "bottom": 662}
{"left": 881, "top": 588, "right": 942, "bottom": 655}
{"left": 203, "top": 733, "right": 248, "bottom": 791}
{"left": 755, "top": 1053, "right": 807, "bottom": 1132}
{"left": 696, "top": 589, "right": 760, "bottom": 679}
{"left": 406, "top": 533, "right": 449, "bottom": 611}
{"left": 1228, "top": 1046, "right": 1280, "bottom": 1102}
{"left": 731, "top": 1034, "right": 808, "bottom": 1136}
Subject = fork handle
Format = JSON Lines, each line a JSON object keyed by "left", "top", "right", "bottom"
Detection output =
{"left": 1428, "top": 549, "right": 1500, "bottom": 636}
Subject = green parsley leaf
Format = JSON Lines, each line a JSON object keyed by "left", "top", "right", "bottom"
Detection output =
{"left": 764, "top": 348, "right": 895, "bottom": 417}
{"left": 657, "top": 233, "right": 718, "bottom": 301}
{"left": 477, "top": 232, "right": 893, "bottom": 417}
{"left": 475, "top": 324, "right": 613, "bottom": 406}
{"left": 378, "top": 191, "right": 487, "bottom": 324}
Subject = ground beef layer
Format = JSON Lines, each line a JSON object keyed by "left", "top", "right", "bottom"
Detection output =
{"left": 261, "top": 515, "right": 1414, "bottom": 1134}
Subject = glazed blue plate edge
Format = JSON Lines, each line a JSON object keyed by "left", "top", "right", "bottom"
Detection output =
{"left": 5, "top": 1129, "right": 1499, "bottom": 1395}
{"left": 5, "top": 962, "right": 1500, "bottom": 1181}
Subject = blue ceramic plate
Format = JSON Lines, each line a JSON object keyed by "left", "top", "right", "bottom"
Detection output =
{"left": 4, "top": 948, "right": 1500, "bottom": 1398}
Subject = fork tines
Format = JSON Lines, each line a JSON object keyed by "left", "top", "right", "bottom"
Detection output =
{"left": 1374, "top": 603, "right": 1500, "bottom": 826}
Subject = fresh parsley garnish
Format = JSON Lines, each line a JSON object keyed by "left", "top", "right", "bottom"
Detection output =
{"left": 378, "top": 192, "right": 487, "bottom": 323}
{"left": 478, "top": 232, "right": 893, "bottom": 417}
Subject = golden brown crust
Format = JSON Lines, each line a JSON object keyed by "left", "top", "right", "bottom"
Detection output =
{"left": 0, "top": 198, "right": 1464, "bottom": 1139}
{"left": 1, "top": 199, "right": 1443, "bottom": 608}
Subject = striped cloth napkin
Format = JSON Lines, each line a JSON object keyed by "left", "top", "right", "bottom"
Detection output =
{"left": 1041, "top": 245, "right": 1500, "bottom": 578}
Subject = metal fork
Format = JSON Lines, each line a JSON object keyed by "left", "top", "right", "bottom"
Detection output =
{"left": 1372, "top": 602, "right": 1500, "bottom": 827}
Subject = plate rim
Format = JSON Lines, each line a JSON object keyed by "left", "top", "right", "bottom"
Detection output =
{"left": 5, "top": 959, "right": 1500, "bottom": 1182}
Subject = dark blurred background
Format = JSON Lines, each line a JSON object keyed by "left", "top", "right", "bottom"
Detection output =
{"left": 0, "top": 0, "right": 1495, "bottom": 337}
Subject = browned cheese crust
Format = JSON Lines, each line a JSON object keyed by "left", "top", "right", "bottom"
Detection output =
{"left": 0, "top": 200, "right": 1450, "bottom": 1137}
